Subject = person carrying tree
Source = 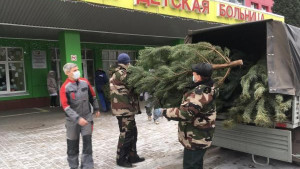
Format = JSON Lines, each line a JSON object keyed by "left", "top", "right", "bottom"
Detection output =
{"left": 162, "top": 63, "right": 217, "bottom": 169}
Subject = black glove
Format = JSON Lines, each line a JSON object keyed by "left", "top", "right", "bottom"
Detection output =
{"left": 162, "top": 109, "right": 167, "bottom": 117}
{"left": 162, "top": 109, "right": 171, "bottom": 121}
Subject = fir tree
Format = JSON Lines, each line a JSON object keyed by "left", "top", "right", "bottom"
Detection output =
{"left": 221, "top": 58, "right": 293, "bottom": 128}
{"left": 273, "top": 0, "right": 300, "bottom": 27}
{"left": 128, "top": 42, "right": 239, "bottom": 108}
{"left": 127, "top": 42, "right": 293, "bottom": 128}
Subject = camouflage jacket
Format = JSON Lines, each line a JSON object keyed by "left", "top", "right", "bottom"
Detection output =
{"left": 109, "top": 64, "right": 139, "bottom": 116}
{"left": 165, "top": 81, "right": 217, "bottom": 150}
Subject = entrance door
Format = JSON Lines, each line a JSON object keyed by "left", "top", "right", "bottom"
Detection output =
{"left": 50, "top": 48, "right": 62, "bottom": 86}
{"left": 81, "top": 49, "right": 95, "bottom": 86}
{"left": 52, "top": 48, "right": 95, "bottom": 86}
{"left": 50, "top": 48, "right": 62, "bottom": 106}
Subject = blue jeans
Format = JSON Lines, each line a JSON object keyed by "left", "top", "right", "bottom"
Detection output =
{"left": 153, "top": 108, "right": 162, "bottom": 121}
{"left": 97, "top": 92, "right": 107, "bottom": 112}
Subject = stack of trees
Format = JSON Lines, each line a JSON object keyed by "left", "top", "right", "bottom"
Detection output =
{"left": 220, "top": 58, "right": 292, "bottom": 128}
{"left": 126, "top": 42, "right": 293, "bottom": 128}
{"left": 127, "top": 42, "right": 236, "bottom": 108}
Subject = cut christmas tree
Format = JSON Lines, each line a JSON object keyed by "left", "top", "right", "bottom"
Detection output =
{"left": 221, "top": 58, "right": 292, "bottom": 128}
{"left": 126, "top": 42, "right": 293, "bottom": 128}
{"left": 127, "top": 42, "right": 242, "bottom": 108}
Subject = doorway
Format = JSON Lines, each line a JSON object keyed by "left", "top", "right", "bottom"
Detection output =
{"left": 81, "top": 48, "right": 95, "bottom": 86}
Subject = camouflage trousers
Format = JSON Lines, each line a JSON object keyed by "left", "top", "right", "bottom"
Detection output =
{"left": 145, "top": 106, "right": 152, "bottom": 117}
{"left": 116, "top": 115, "right": 138, "bottom": 162}
{"left": 183, "top": 148, "right": 207, "bottom": 169}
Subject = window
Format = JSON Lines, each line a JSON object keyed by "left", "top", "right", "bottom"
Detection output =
{"left": 262, "top": 5, "right": 268, "bottom": 12}
{"left": 51, "top": 48, "right": 96, "bottom": 86}
{"left": 251, "top": 2, "right": 258, "bottom": 9}
{"left": 101, "top": 50, "right": 137, "bottom": 74}
{"left": 236, "top": 0, "right": 244, "bottom": 5}
{"left": 222, "top": 0, "right": 244, "bottom": 5}
{"left": 0, "top": 47, "right": 26, "bottom": 94}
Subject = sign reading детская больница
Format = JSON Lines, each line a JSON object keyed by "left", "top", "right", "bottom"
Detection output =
{"left": 134, "top": 0, "right": 209, "bottom": 14}
{"left": 134, "top": 0, "right": 267, "bottom": 22}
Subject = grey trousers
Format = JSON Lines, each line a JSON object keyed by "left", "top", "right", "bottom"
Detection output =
{"left": 66, "top": 120, "right": 94, "bottom": 169}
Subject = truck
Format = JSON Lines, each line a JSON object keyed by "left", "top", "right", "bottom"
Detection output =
{"left": 185, "top": 19, "right": 300, "bottom": 165}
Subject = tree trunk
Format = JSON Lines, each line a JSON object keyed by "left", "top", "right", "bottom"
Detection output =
{"left": 212, "top": 60, "right": 243, "bottom": 69}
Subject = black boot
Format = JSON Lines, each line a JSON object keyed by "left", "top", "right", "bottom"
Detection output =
{"left": 129, "top": 152, "right": 145, "bottom": 163}
{"left": 117, "top": 144, "right": 133, "bottom": 168}
{"left": 117, "top": 159, "right": 133, "bottom": 168}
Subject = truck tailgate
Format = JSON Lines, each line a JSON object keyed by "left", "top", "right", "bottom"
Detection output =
{"left": 212, "top": 121, "right": 292, "bottom": 162}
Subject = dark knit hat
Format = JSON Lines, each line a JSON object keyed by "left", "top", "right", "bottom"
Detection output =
{"left": 192, "top": 63, "right": 213, "bottom": 77}
{"left": 118, "top": 53, "right": 130, "bottom": 64}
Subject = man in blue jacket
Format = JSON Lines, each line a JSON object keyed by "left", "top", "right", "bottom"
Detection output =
{"left": 95, "top": 68, "right": 109, "bottom": 112}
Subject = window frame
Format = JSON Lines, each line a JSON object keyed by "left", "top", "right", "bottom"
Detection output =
{"left": 261, "top": 5, "right": 268, "bottom": 12}
{"left": 0, "top": 47, "right": 26, "bottom": 95}
{"left": 81, "top": 48, "right": 95, "bottom": 86}
{"left": 50, "top": 48, "right": 62, "bottom": 86}
{"left": 101, "top": 50, "right": 137, "bottom": 74}
{"left": 251, "top": 2, "right": 259, "bottom": 9}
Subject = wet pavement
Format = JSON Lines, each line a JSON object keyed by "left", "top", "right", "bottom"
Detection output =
{"left": 0, "top": 105, "right": 299, "bottom": 169}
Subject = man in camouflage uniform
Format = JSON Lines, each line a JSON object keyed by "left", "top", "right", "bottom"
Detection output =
{"left": 110, "top": 53, "right": 145, "bottom": 168}
{"left": 163, "top": 63, "right": 217, "bottom": 169}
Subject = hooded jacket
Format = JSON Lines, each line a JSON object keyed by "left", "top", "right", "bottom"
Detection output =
{"left": 95, "top": 69, "right": 108, "bottom": 93}
{"left": 47, "top": 71, "right": 58, "bottom": 95}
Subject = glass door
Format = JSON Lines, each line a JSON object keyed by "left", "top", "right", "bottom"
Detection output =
{"left": 82, "top": 60, "right": 87, "bottom": 80}
{"left": 50, "top": 48, "right": 62, "bottom": 86}
{"left": 81, "top": 49, "right": 95, "bottom": 86}
{"left": 0, "top": 64, "right": 7, "bottom": 92}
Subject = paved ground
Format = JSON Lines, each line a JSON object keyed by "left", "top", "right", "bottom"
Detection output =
{"left": 0, "top": 105, "right": 299, "bottom": 169}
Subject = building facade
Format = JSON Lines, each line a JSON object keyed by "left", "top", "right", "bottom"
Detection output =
{"left": 245, "top": 0, "right": 274, "bottom": 12}
{"left": 0, "top": 0, "right": 283, "bottom": 111}
{"left": 222, "top": 0, "right": 274, "bottom": 12}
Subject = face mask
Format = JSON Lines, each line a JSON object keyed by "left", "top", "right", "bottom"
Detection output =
{"left": 192, "top": 75, "right": 195, "bottom": 82}
{"left": 73, "top": 70, "right": 80, "bottom": 80}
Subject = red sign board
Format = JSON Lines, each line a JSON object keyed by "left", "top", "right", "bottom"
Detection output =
{"left": 71, "top": 55, "right": 77, "bottom": 61}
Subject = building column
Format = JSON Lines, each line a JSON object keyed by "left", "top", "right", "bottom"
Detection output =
{"left": 59, "top": 31, "right": 82, "bottom": 81}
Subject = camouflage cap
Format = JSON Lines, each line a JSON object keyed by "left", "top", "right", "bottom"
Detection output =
{"left": 192, "top": 63, "right": 213, "bottom": 77}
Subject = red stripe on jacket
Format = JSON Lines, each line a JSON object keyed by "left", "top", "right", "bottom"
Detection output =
{"left": 60, "top": 78, "right": 96, "bottom": 110}
{"left": 60, "top": 79, "right": 72, "bottom": 110}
